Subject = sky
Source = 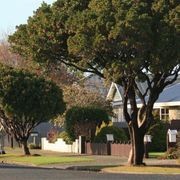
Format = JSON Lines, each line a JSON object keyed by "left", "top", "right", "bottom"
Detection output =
{"left": 0, "top": 0, "right": 56, "bottom": 39}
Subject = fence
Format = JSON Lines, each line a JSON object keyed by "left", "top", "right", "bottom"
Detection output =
{"left": 85, "top": 142, "right": 131, "bottom": 157}
{"left": 41, "top": 136, "right": 131, "bottom": 157}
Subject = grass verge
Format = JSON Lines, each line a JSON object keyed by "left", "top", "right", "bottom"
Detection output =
{"left": 149, "top": 152, "right": 165, "bottom": 158}
{"left": 102, "top": 165, "right": 180, "bottom": 174}
{"left": 0, "top": 154, "right": 93, "bottom": 166}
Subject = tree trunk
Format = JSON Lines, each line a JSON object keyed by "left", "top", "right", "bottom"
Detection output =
{"left": 128, "top": 126, "right": 145, "bottom": 166}
{"left": 22, "top": 140, "right": 30, "bottom": 155}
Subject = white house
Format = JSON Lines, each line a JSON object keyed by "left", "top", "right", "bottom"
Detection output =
{"left": 107, "top": 79, "right": 180, "bottom": 129}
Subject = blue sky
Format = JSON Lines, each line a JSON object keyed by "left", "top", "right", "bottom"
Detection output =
{"left": 0, "top": 0, "right": 56, "bottom": 39}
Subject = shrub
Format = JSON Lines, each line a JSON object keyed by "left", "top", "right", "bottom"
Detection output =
{"left": 59, "top": 131, "right": 73, "bottom": 144}
{"left": 94, "top": 125, "right": 128, "bottom": 143}
{"left": 65, "top": 106, "right": 110, "bottom": 141}
{"left": 159, "top": 147, "right": 178, "bottom": 159}
{"left": 47, "top": 129, "right": 58, "bottom": 143}
{"left": 148, "top": 119, "right": 168, "bottom": 152}
{"left": 29, "top": 143, "right": 41, "bottom": 149}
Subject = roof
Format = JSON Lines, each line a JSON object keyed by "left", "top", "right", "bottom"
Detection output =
{"left": 107, "top": 81, "right": 180, "bottom": 107}
{"left": 156, "top": 83, "right": 180, "bottom": 103}
{"left": 153, "top": 82, "right": 180, "bottom": 107}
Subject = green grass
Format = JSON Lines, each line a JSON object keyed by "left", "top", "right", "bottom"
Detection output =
{"left": 149, "top": 152, "right": 165, "bottom": 158}
{"left": 103, "top": 166, "right": 180, "bottom": 174}
{"left": 0, "top": 154, "right": 93, "bottom": 165}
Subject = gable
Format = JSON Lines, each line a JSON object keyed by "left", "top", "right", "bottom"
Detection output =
{"left": 113, "top": 89, "right": 122, "bottom": 101}
{"left": 107, "top": 83, "right": 122, "bottom": 101}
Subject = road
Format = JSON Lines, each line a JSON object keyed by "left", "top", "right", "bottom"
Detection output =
{"left": 0, "top": 164, "right": 179, "bottom": 180}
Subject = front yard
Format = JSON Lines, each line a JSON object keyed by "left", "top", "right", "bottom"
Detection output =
{"left": 0, "top": 147, "right": 93, "bottom": 166}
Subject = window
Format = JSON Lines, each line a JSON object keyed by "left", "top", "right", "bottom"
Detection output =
{"left": 160, "top": 108, "right": 169, "bottom": 121}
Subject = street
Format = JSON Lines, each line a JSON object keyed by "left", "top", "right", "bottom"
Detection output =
{"left": 0, "top": 164, "right": 179, "bottom": 180}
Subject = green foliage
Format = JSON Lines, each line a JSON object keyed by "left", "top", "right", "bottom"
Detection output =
{"left": 65, "top": 106, "right": 110, "bottom": 140}
{"left": 54, "top": 84, "right": 112, "bottom": 126}
{"left": 58, "top": 131, "right": 73, "bottom": 144}
{"left": 8, "top": 0, "right": 179, "bottom": 82}
{"left": 94, "top": 125, "right": 128, "bottom": 143}
{"left": 0, "top": 64, "right": 66, "bottom": 155}
{"left": 148, "top": 119, "right": 168, "bottom": 152}
{"left": 29, "top": 143, "right": 41, "bottom": 149}
{"left": 0, "top": 64, "right": 65, "bottom": 122}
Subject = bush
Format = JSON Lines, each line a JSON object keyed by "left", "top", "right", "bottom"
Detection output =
{"left": 47, "top": 129, "right": 58, "bottom": 143}
{"left": 159, "top": 147, "right": 178, "bottom": 159}
{"left": 94, "top": 126, "right": 128, "bottom": 143}
{"left": 59, "top": 131, "right": 73, "bottom": 144}
{"left": 148, "top": 119, "right": 168, "bottom": 152}
{"left": 65, "top": 106, "right": 110, "bottom": 141}
{"left": 29, "top": 143, "right": 41, "bottom": 149}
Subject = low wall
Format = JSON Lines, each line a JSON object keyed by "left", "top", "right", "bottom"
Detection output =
{"left": 41, "top": 138, "right": 79, "bottom": 153}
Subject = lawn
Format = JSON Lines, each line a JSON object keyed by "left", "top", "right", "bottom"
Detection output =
{"left": 0, "top": 153, "right": 93, "bottom": 166}
{"left": 149, "top": 152, "right": 165, "bottom": 158}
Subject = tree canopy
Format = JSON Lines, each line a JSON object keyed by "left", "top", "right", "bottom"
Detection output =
{"left": 54, "top": 84, "right": 112, "bottom": 126}
{"left": 0, "top": 64, "right": 66, "bottom": 154}
{"left": 65, "top": 106, "right": 110, "bottom": 140}
{"left": 8, "top": 0, "right": 179, "bottom": 165}
{"left": 8, "top": 0, "right": 179, "bottom": 79}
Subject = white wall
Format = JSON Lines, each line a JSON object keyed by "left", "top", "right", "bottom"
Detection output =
{"left": 41, "top": 138, "right": 79, "bottom": 153}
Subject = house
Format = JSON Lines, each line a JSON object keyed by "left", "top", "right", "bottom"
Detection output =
{"left": 107, "top": 79, "right": 180, "bottom": 130}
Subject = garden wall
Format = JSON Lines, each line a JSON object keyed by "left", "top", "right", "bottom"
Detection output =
{"left": 41, "top": 138, "right": 79, "bottom": 153}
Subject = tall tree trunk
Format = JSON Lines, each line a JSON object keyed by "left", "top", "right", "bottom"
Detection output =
{"left": 128, "top": 125, "right": 145, "bottom": 166}
{"left": 22, "top": 140, "right": 30, "bottom": 155}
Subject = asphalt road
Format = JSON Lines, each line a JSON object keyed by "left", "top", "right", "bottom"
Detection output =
{"left": 0, "top": 164, "right": 179, "bottom": 180}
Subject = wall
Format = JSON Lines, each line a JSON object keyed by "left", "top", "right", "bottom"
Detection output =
{"left": 41, "top": 138, "right": 79, "bottom": 153}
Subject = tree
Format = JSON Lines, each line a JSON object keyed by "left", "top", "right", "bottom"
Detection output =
{"left": 0, "top": 40, "right": 80, "bottom": 86}
{"left": 0, "top": 64, "right": 66, "bottom": 155}
{"left": 65, "top": 106, "right": 110, "bottom": 141}
{"left": 54, "top": 84, "right": 112, "bottom": 126}
{"left": 8, "top": 0, "right": 179, "bottom": 165}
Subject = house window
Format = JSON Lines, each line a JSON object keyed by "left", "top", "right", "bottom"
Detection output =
{"left": 160, "top": 108, "right": 169, "bottom": 121}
